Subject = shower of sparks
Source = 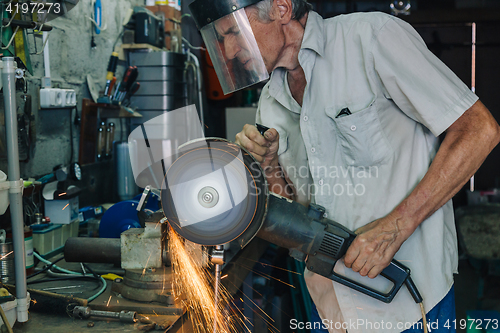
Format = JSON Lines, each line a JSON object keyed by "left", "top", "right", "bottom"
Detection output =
{"left": 0, "top": 251, "right": 13, "bottom": 260}
{"left": 62, "top": 204, "right": 69, "bottom": 210}
{"left": 106, "top": 295, "right": 112, "bottom": 307}
{"left": 237, "top": 263, "right": 296, "bottom": 288}
{"left": 167, "top": 226, "right": 305, "bottom": 333}
{"left": 242, "top": 258, "right": 303, "bottom": 275}
{"left": 169, "top": 228, "right": 248, "bottom": 333}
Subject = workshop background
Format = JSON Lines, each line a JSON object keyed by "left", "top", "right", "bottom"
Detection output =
{"left": 0, "top": 0, "right": 498, "bottom": 332}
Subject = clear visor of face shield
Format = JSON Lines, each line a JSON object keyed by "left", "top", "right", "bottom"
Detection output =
{"left": 200, "top": 8, "right": 269, "bottom": 95}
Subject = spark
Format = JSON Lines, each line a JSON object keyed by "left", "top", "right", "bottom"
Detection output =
{"left": 106, "top": 295, "right": 112, "bottom": 307}
{"left": 242, "top": 258, "right": 302, "bottom": 275}
{"left": 142, "top": 253, "right": 153, "bottom": 276}
{"left": 238, "top": 263, "right": 296, "bottom": 288}
{"left": 0, "top": 251, "right": 13, "bottom": 260}
{"left": 30, "top": 299, "right": 37, "bottom": 305}
{"left": 62, "top": 204, "right": 69, "bottom": 210}
{"left": 221, "top": 274, "right": 228, "bottom": 280}
{"left": 168, "top": 227, "right": 244, "bottom": 333}
{"left": 58, "top": 192, "right": 67, "bottom": 196}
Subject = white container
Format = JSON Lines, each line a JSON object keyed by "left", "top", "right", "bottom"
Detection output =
{"left": 0, "top": 292, "right": 31, "bottom": 328}
{"left": 0, "top": 299, "right": 18, "bottom": 328}
{"left": 0, "top": 170, "right": 9, "bottom": 215}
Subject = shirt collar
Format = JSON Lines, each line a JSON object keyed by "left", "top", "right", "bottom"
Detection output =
{"left": 267, "top": 11, "right": 324, "bottom": 108}
{"left": 300, "top": 11, "right": 325, "bottom": 58}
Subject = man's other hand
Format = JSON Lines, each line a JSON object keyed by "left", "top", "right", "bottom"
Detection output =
{"left": 344, "top": 215, "right": 414, "bottom": 279}
{"left": 235, "top": 124, "right": 280, "bottom": 169}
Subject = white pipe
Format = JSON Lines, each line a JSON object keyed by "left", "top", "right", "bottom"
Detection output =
{"left": 187, "top": 51, "right": 205, "bottom": 134}
{"left": 42, "top": 32, "right": 50, "bottom": 80}
{"left": 2, "top": 57, "right": 29, "bottom": 323}
{"left": 470, "top": 23, "right": 476, "bottom": 192}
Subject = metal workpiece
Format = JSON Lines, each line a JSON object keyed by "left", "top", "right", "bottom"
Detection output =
{"left": 64, "top": 237, "right": 121, "bottom": 266}
{"left": 2, "top": 57, "right": 28, "bottom": 322}
{"left": 73, "top": 306, "right": 137, "bottom": 323}
{"left": 129, "top": 51, "right": 187, "bottom": 68}
{"left": 120, "top": 223, "right": 163, "bottom": 270}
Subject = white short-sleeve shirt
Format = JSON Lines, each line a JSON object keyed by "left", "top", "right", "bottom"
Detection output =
{"left": 256, "top": 11, "right": 478, "bottom": 333}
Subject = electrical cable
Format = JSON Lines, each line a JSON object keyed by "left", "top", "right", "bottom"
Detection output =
{"left": 33, "top": 252, "right": 107, "bottom": 302}
{"left": 420, "top": 302, "right": 428, "bottom": 333}
{"left": 182, "top": 37, "right": 206, "bottom": 51}
{"left": 27, "top": 256, "right": 65, "bottom": 279}
{"left": 404, "top": 277, "right": 427, "bottom": 333}
{"left": 113, "top": 30, "right": 124, "bottom": 51}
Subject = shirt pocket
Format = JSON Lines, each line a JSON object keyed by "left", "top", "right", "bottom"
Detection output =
{"left": 326, "top": 101, "right": 393, "bottom": 167}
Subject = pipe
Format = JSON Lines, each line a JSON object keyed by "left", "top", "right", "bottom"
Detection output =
{"left": 42, "top": 32, "right": 51, "bottom": 82}
{"left": 2, "top": 57, "right": 29, "bottom": 322}
{"left": 64, "top": 237, "right": 121, "bottom": 266}
{"left": 469, "top": 22, "right": 476, "bottom": 192}
{"left": 187, "top": 51, "right": 204, "bottom": 134}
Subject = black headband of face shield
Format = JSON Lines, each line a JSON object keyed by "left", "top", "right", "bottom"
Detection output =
{"left": 189, "top": 0, "right": 262, "bottom": 29}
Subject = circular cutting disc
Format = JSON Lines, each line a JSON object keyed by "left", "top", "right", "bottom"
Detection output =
{"left": 161, "top": 139, "right": 267, "bottom": 246}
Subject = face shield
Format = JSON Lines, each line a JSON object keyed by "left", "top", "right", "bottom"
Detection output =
{"left": 190, "top": 0, "right": 269, "bottom": 95}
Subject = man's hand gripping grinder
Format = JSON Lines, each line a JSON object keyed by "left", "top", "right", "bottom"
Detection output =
{"left": 162, "top": 135, "right": 423, "bottom": 306}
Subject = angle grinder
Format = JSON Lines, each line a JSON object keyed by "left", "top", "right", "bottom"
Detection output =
{"left": 161, "top": 138, "right": 423, "bottom": 304}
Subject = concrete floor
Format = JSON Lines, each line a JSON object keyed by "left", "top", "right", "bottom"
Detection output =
{"left": 8, "top": 258, "right": 500, "bottom": 333}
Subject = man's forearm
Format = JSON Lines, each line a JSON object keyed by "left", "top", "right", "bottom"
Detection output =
{"left": 264, "top": 163, "right": 295, "bottom": 200}
{"left": 345, "top": 100, "right": 500, "bottom": 278}
{"left": 394, "top": 100, "right": 500, "bottom": 234}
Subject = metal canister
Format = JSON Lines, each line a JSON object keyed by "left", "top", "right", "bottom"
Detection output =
{"left": 0, "top": 242, "right": 15, "bottom": 284}
{"left": 114, "top": 142, "right": 138, "bottom": 201}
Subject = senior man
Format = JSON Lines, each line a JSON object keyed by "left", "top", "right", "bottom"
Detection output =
{"left": 189, "top": 0, "right": 500, "bottom": 332}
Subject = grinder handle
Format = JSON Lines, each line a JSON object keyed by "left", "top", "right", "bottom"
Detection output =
{"left": 328, "top": 259, "right": 410, "bottom": 303}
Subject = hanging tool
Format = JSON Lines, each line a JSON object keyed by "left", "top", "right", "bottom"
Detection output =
{"left": 117, "top": 66, "right": 138, "bottom": 103}
{"left": 121, "top": 82, "right": 140, "bottom": 107}
{"left": 93, "top": 0, "right": 102, "bottom": 35}
{"left": 103, "top": 52, "right": 119, "bottom": 95}
{"left": 162, "top": 138, "right": 423, "bottom": 305}
{"left": 73, "top": 306, "right": 137, "bottom": 323}
{"left": 97, "top": 51, "right": 119, "bottom": 104}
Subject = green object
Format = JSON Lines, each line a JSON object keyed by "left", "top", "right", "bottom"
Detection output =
{"left": 466, "top": 310, "right": 500, "bottom": 333}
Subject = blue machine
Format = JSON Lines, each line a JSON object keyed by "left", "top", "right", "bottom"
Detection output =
{"left": 98, "top": 192, "right": 161, "bottom": 238}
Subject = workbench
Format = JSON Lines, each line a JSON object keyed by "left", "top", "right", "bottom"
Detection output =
{"left": 9, "top": 238, "right": 270, "bottom": 332}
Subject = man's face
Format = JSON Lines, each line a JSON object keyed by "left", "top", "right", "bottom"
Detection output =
{"left": 215, "top": 14, "right": 257, "bottom": 72}
{"left": 214, "top": 8, "right": 283, "bottom": 74}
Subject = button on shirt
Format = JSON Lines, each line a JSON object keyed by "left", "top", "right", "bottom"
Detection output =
{"left": 256, "top": 11, "right": 478, "bottom": 333}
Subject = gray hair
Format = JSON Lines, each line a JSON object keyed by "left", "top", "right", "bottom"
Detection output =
{"left": 252, "top": 0, "right": 312, "bottom": 23}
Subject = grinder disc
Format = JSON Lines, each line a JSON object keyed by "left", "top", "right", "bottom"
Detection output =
{"left": 161, "top": 139, "right": 267, "bottom": 246}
